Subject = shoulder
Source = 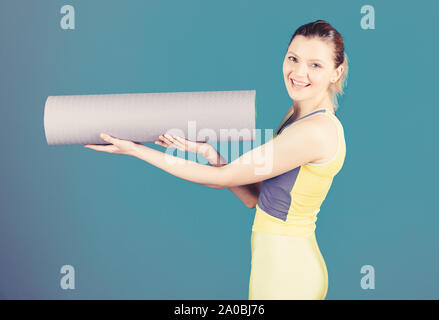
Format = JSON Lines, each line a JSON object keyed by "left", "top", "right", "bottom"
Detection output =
{"left": 282, "top": 112, "right": 337, "bottom": 141}
{"left": 280, "top": 113, "right": 338, "bottom": 158}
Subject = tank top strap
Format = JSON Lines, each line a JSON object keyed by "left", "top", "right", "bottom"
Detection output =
{"left": 319, "top": 108, "right": 343, "bottom": 133}
{"left": 276, "top": 107, "right": 331, "bottom": 136}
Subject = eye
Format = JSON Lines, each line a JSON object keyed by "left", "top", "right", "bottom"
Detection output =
{"left": 288, "top": 56, "right": 320, "bottom": 68}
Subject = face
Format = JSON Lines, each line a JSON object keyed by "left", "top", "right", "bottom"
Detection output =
{"left": 283, "top": 35, "right": 342, "bottom": 101}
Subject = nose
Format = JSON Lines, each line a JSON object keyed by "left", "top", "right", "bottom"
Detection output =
{"left": 291, "top": 62, "right": 308, "bottom": 78}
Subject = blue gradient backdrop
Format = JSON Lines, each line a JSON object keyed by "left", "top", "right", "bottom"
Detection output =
{"left": 0, "top": 0, "right": 438, "bottom": 299}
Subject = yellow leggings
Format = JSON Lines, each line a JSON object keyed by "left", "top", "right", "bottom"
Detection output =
{"left": 248, "top": 231, "right": 328, "bottom": 300}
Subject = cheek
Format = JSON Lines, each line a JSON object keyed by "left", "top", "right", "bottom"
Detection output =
{"left": 282, "top": 61, "right": 289, "bottom": 75}
{"left": 309, "top": 73, "right": 328, "bottom": 86}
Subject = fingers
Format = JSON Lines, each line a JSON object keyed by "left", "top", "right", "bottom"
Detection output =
{"left": 159, "top": 134, "right": 174, "bottom": 146}
{"left": 155, "top": 135, "right": 171, "bottom": 147}
{"left": 166, "top": 134, "right": 185, "bottom": 148}
{"left": 84, "top": 144, "right": 118, "bottom": 153}
{"left": 157, "top": 134, "right": 185, "bottom": 149}
{"left": 84, "top": 133, "right": 133, "bottom": 154}
{"left": 100, "top": 133, "right": 116, "bottom": 143}
{"left": 170, "top": 135, "right": 190, "bottom": 150}
{"left": 83, "top": 133, "right": 116, "bottom": 149}
{"left": 172, "top": 135, "right": 188, "bottom": 146}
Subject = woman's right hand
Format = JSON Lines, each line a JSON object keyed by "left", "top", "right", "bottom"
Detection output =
{"left": 155, "top": 133, "right": 213, "bottom": 158}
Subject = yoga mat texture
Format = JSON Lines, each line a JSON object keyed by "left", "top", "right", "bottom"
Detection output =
{"left": 44, "top": 90, "right": 257, "bottom": 145}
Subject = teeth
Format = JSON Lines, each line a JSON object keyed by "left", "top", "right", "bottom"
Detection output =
{"left": 292, "top": 79, "right": 309, "bottom": 86}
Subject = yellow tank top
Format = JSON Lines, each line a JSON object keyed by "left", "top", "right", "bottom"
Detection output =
{"left": 252, "top": 107, "right": 346, "bottom": 237}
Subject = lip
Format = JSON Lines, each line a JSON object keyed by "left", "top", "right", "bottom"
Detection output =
{"left": 290, "top": 78, "right": 310, "bottom": 85}
{"left": 290, "top": 78, "right": 311, "bottom": 90}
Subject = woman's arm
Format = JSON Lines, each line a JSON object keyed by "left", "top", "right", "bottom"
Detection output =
{"left": 202, "top": 145, "right": 262, "bottom": 209}
{"left": 94, "top": 117, "right": 327, "bottom": 191}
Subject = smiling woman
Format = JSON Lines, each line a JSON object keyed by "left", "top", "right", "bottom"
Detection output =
{"left": 249, "top": 19, "right": 348, "bottom": 300}
{"left": 282, "top": 22, "right": 348, "bottom": 115}
{"left": 83, "top": 19, "right": 348, "bottom": 301}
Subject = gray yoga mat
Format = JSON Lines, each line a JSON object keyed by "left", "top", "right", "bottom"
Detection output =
{"left": 43, "top": 90, "right": 257, "bottom": 145}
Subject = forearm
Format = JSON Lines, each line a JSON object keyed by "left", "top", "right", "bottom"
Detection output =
{"left": 203, "top": 146, "right": 260, "bottom": 208}
{"left": 131, "top": 144, "right": 226, "bottom": 188}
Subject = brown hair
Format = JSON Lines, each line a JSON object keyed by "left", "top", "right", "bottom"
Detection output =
{"left": 287, "top": 20, "right": 348, "bottom": 111}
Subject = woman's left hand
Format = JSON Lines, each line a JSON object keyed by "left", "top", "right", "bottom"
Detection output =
{"left": 84, "top": 133, "right": 139, "bottom": 156}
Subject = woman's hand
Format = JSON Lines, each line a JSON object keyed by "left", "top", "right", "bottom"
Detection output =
{"left": 155, "top": 133, "right": 213, "bottom": 158}
{"left": 84, "top": 133, "right": 139, "bottom": 156}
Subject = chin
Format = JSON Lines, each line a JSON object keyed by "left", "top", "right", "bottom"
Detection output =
{"left": 291, "top": 95, "right": 306, "bottom": 101}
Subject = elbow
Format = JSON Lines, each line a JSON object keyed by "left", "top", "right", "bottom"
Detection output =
{"left": 247, "top": 194, "right": 260, "bottom": 208}
{"left": 246, "top": 201, "right": 257, "bottom": 209}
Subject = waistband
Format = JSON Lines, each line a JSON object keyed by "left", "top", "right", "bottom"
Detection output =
{"left": 252, "top": 207, "right": 317, "bottom": 237}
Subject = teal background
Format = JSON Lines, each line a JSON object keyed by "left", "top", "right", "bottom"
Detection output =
{"left": 0, "top": 0, "right": 438, "bottom": 299}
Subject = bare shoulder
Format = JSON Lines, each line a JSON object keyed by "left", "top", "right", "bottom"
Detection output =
{"left": 282, "top": 113, "right": 339, "bottom": 164}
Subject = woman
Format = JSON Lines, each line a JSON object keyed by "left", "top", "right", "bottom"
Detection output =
{"left": 85, "top": 20, "right": 348, "bottom": 300}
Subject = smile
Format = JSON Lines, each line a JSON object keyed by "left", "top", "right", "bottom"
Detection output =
{"left": 290, "top": 78, "right": 311, "bottom": 90}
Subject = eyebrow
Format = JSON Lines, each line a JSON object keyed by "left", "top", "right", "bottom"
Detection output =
{"left": 287, "top": 51, "right": 325, "bottom": 63}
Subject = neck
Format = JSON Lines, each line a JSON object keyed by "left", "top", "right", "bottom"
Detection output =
{"left": 292, "top": 92, "right": 335, "bottom": 118}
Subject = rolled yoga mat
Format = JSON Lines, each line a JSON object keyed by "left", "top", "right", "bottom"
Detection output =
{"left": 44, "top": 90, "right": 257, "bottom": 145}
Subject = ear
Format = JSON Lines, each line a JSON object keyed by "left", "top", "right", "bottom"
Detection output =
{"left": 332, "top": 65, "right": 344, "bottom": 83}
